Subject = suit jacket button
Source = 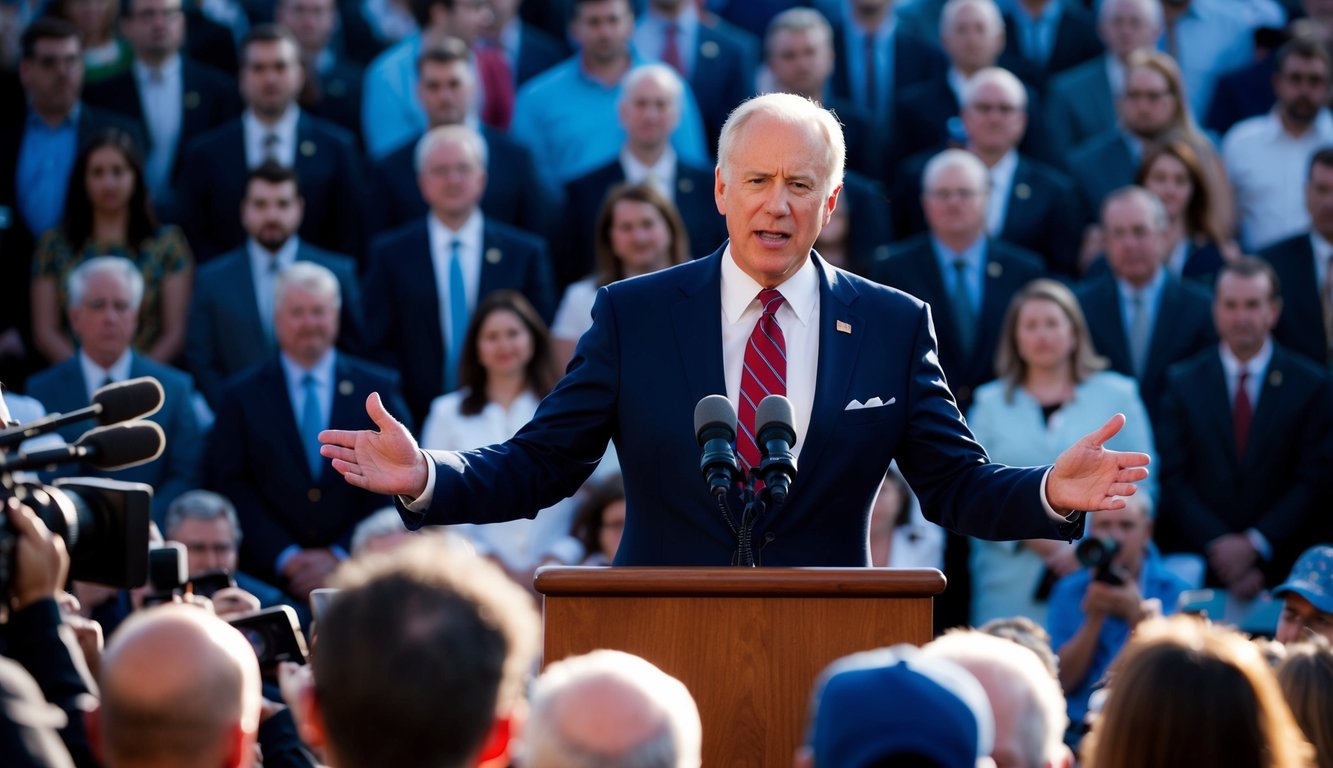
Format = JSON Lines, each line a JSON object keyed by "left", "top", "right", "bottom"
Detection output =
{"left": 308, "top": 488, "right": 322, "bottom": 503}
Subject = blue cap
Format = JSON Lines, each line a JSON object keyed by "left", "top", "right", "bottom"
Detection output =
{"left": 1273, "top": 545, "right": 1333, "bottom": 614}
{"left": 806, "top": 645, "right": 994, "bottom": 768}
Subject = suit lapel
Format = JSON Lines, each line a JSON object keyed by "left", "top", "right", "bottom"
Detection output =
{"left": 1245, "top": 350, "right": 1289, "bottom": 466}
{"left": 259, "top": 360, "right": 310, "bottom": 480}
{"left": 799, "top": 257, "right": 864, "bottom": 475}
{"left": 1144, "top": 277, "right": 1183, "bottom": 387}
{"left": 974, "top": 243, "right": 1014, "bottom": 373}
{"left": 670, "top": 251, "right": 727, "bottom": 407}
{"left": 225, "top": 252, "right": 271, "bottom": 352}
{"left": 1092, "top": 278, "right": 1133, "bottom": 373}
{"left": 1195, "top": 353, "right": 1240, "bottom": 468}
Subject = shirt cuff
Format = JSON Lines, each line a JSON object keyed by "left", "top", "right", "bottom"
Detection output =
{"left": 1245, "top": 528, "right": 1272, "bottom": 561}
{"left": 1039, "top": 467, "right": 1079, "bottom": 522}
{"left": 402, "top": 449, "right": 436, "bottom": 512}
{"left": 275, "top": 544, "right": 302, "bottom": 575}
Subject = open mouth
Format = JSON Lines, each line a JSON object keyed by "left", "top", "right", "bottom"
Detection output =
{"left": 755, "top": 231, "right": 790, "bottom": 245}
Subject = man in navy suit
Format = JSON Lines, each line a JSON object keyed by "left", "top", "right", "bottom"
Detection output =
{"left": 364, "top": 124, "right": 555, "bottom": 427}
{"left": 187, "top": 162, "right": 366, "bottom": 407}
{"left": 1260, "top": 147, "right": 1333, "bottom": 367}
{"left": 176, "top": 24, "right": 364, "bottom": 263}
{"left": 205, "top": 261, "right": 411, "bottom": 599}
{"left": 275, "top": 0, "right": 365, "bottom": 145}
{"left": 1157, "top": 258, "right": 1333, "bottom": 598}
{"left": 324, "top": 93, "right": 1151, "bottom": 568}
{"left": 28, "top": 257, "right": 200, "bottom": 526}
{"left": 1001, "top": 0, "right": 1102, "bottom": 93}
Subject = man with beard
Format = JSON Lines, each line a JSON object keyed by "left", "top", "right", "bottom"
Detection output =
{"left": 186, "top": 162, "right": 365, "bottom": 407}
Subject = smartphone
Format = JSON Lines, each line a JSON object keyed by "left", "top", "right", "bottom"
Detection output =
{"left": 309, "top": 587, "right": 339, "bottom": 624}
{"left": 189, "top": 569, "right": 236, "bottom": 599}
{"left": 228, "top": 606, "right": 309, "bottom": 674}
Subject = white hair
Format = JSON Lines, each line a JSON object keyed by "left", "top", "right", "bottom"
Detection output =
{"left": 619, "top": 63, "right": 684, "bottom": 111}
{"left": 414, "top": 123, "right": 489, "bottom": 176}
{"left": 941, "top": 0, "right": 1004, "bottom": 38}
{"left": 717, "top": 92, "right": 845, "bottom": 190}
{"left": 274, "top": 260, "right": 341, "bottom": 310}
{"left": 764, "top": 7, "right": 833, "bottom": 55}
{"left": 962, "top": 66, "right": 1028, "bottom": 111}
{"left": 165, "top": 490, "right": 243, "bottom": 546}
{"left": 1099, "top": 0, "right": 1163, "bottom": 30}
{"left": 1102, "top": 184, "right": 1170, "bottom": 233}
{"left": 922, "top": 148, "right": 990, "bottom": 196}
{"left": 68, "top": 255, "right": 145, "bottom": 310}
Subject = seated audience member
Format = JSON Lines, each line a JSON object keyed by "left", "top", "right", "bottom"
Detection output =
{"left": 1276, "top": 640, "right": 1333, "bottom": 768}
{"left": 1260, "top": 147, "right": 1333, "bottom": 367}
{"left": 1273, "top": 545, "right": 1333, "bottom": 645}
{"left": 31, "top": 128, "right": 192, "bottom": 366}
{"left": 205, "top": 261, "right": 412, "bottom": 600}
{"left": 569, "top": 474, "right": 626, "bottom": 565}
{"left": 1046, "top": 494, "right": 1187, "bottom": 739}
{"left": 1157, "top": 259, "right": 1333, "bottom": 601}
{"left": 925, "top": 630, "right": 1074, "bottom": 768}
{"left": 163, "top": 490, "right": 289, "bottom": 615}
{"left": 552, "top": 183, "right": 690, "bottom": 367}
{"left": 796, "top": 645, "right": 996, "bottom": 768}
{"left": 29, "top": 256, "right": 200, "bottom": 524}
{"left": 292, "top": 539, "right": 540, "bottom": 768}
{"left": 968, "top": 279, "right": 1155, "bottom": 628}
{"left": 92, "top": 604, "right": 261, "bottom": 768}
{"left": 275, "top": 0, "right": 363, "bottom": 143}
{"left": 1080, "top": 616, "right": 1313, "bottom": 768}
{"left": 186, "top": 162, "right": 365, "bottom": 408}
{"left": 517, "top": 649, "right": 702, "bottom": 768}
{"left": 1132, "top": 139, "right": 1233, "bottom": 288}
{"left": 559, "top": 64, "right": 726, "bottom": 288}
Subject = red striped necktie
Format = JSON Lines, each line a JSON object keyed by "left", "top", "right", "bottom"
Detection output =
{"left": 738, "top": 288, "right": 787, "bottom": 474}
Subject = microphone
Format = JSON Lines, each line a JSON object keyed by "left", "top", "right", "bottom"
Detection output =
{"left": 694, "top": 395, "right": 739, "bottom": 497}
{"left": 755, "top": 395, "right": 798, "bottom": 506}
{"left": 1, "top": 421, "right": 166, "bottom": 473}
{"left": 0, "top": 377, "right": 164, "bottom": 450}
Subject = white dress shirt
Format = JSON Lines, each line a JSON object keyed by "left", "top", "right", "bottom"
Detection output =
{"left": 248, "top": 236, "right": 300, "bottom": 341}
{"left": 621, "top": 146, "right": 678, "bottom": 203}
{"left": 79, "top": 349, "right": 133, "bottom": 403}
{"left": 243, "top": 105, "right": 300, "bottom": 168}
{"left": 427, "top": 209, "right": 484, "bottom": 356}
{"left": 133, "top": 54, "right": 183, "bottom": 197}
{"left": 1222, "top": 108, "right": 1333, "bottom": 250}
{"left": 986, "top": 150, "right": 1018, "bottom": 236}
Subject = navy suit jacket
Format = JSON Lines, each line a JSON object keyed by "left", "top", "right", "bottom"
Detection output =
{"left": 1157, "top": 344, "right": 1333, "bottom": 584}
{"left": 871, "top": 235, "right": 1045, "bottom": 409}
{"left": 687, "top": 15, "right": 759, "bottom": 153}
{"left": 176, "top": 113, "right": 364, "bottom": 262}
{"left": 204, "top": 353, "right": 411, "bottom": 582}
{"left": 1259, "top": 233, "right": 1328, "bottom": 366}
{"left": 28, "top": 354, "right": 201, "bottom": 525}
{"left": 364, "top": 217, "right": 556, "bottom": 426}
{"left": 402, "top": 248, "right": 1082, "bottom": 566}
{"left": 1065, "top": 130, "right": 1136, "bottom": 225}
{"left": 1204, "top": 54, "right": 1275, "bottom": 136}
{"left": 890, "top": 75, "right": 1051, "bottom": 176}
{"left": 1044, "top": 56, "right": 1115, "bottom": 159}
{"left": 1001, "top": 6, "right": 1103, "bottom": 92}
{"left": 836, "top": 170, "right": 894, "bottom": 278}
{"left": 185, "top": 241, "right": 367, "bottom": 406}
{"left": 303, "top": 57, "right": 365, "bottom": 147}
{"left": 1076, "top": 272, "right": 1216, "bottom": 425}
{"left": 514, "top": 23, "right": 567, "bottom": 86}
{"left": 829, "top": 26, "right": 946, "bottom": 110}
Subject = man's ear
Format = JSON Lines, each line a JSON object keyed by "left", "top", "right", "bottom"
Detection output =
{"left": 474, "top": 713, "right": 513, "bottom": 768}
{"left": 222, "top": 721, "right": 255, "bottom": 768}
{"left": 297, "top": 682, "right": 328, "bottom": 750}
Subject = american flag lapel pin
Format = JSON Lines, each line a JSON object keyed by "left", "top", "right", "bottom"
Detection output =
{"left": 836, "top": 320, "right": 852, "bottom": 334}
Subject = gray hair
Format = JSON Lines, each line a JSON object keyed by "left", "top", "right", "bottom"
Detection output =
{"left": 68, "top": 256, "right": 145, "bottom": 311}
{"left": 941, "top": 0, "right": 1003, "bottom": 39}
{"left": 922, "top": 148, "right": 990, "bottom": 196}
{"left": 1101, "top": 185, "right": 1170, "bottom": 233}
{"left": 962, "top": 66, "right": 1028, "bottom": 111}
{"left": 274, "top": 260, "right": 342, "bottom": 310}
{"left": 1099, "top": 0, "right": 1163, "bottom": 31}
{"left": 414, "top": 123, "right": 489, "bottom": 176}
{"left": 619, "top": 64, "right": 684, "bottom": 112}
{"left": 717, "top": 92, "right": 845, "bottom": 191}
{"left": 164, "top": 490, "right": 242, "bottom": 546}
{"left": 520, "top": 650, "right": 702, "bottom": 768}
{"left": 764, "top": 7, "right": 833, "bottom": 55}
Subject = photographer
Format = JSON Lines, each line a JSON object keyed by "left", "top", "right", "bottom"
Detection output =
{"left": 1046, "top": 494, "right": 1188, "bottom": 735}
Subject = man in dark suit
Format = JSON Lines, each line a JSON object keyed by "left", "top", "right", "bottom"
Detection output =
{"left": 205, "top": 261, "right": 411, "bottom": 599}
{"left": 28, "top": 256, "right": 200, "bottom": 525}
{"left": 1260, "top": 146, "right": 1333, "bottom": 367}
{"left": 176, "top": 24, "right": 364, "bottom": 263}
{"left": 365, "top": 124, "right": 555, "bottom": 427}
{"left": 367, "top": 37, "right": 548, "bottom": 239}
{"left": 1077, "top": 187, "right": 1215, "bottom": 428}
{"left": 323, "top": 93, "right": 1151, "bottom": 568}
{"left": 487, "top": 0, "right": 567, "bottom": 86}
{"left": 1001, "top": 0, "right": 1102, "bottom": 93}
{"left": 187, "top": 162, "right": 366, "bottom": 407}
{"left": 83, "top": 0, "right": 241, "bottom": 216}
{"left": 1157, "top": 258, "right": 1333, "bottom": 598}
{"left": 275, "top": 0, "right": 364, "bottom": 144}
{"left": 560, "top": 63, "right": 727, "bottom": 287}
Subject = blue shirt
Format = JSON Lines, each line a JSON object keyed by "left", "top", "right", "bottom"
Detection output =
{"left": 1115, "top": 266, "right": 1165, "bottom": 349}
{"left": 842, "top": 16, "right": 896, "bottom": 129}
{"left": 1009, "top": 0, "right": 1062, "bottom": 67}
{"left": 930, "top": 235, "right": 986, "bottom": 313}
{"left": 16, "top": 107, "right": 79, "bottom": 237}
{"left": 1158, "top": 0, "right": 1253, "bottom": 119}
{"left": 361, "top": 34, "right": 425, "bottom": 159}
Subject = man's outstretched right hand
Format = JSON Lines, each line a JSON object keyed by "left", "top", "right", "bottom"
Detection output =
{"left": 320, "top": 392, "right": 428, "bottom": 499}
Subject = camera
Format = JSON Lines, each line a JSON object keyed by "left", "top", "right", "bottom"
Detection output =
{"left": 1075, "top": 536, "right": 1124, "bottom": 586}
{"left": 229, "top": 606, "right": 309, "bottom": 674}
{"left": 142, "top": 542, "right": 189, "bottom": 607}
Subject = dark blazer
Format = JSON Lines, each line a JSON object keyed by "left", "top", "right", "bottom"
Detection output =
{"left": 1205, "top": 54, "right": 1276, "bottom": 137}
{"left": 559, "top": 157, "right": 728, "bottom": 287}
{"left": 1001, "top": 5, "right": 1103, "bottom": 91}
{"left": 204, "top": 353, "right": 411, "bottom": 582}
{"left": 401, "top": 248, "right": 1082, "bottom": 566}
{"left": 303, "top": 57, "right": 364, "bottom": 147}
{"left": 514, "top": 22, "right": 568, "bottom": 86}
{"left": 889, "top": 75, "right": 1051, "bottom": 176}
{"left": 29, "top": 354, "right": 201, "bottom": 525}
{"left": 687, "top": 15, "right": 759, "bottom": 153}
{"left": 1157, "top": 344, "right": 1333, "bottom": 585}
{"left": 363, "top": 217, "right": 556, "bottom": 426}
{"left": 829, "top": 26, "right": 946, "bottom": 111}
{"left": 367, "top": 124, "right": 549, "bottom": 239}
{"left": 184, "top": 5, "right": 239, "bottom": 76}
{"left": 176, "top": 113, "right": 364, "bottom": 262}
{"left": 1043, "top": 55, "right": 1115, "bottom": 159}
{"left": 1076, "top": 271, "right": 1216, "bottom": 425}
{"left": 871, "top": 234, "right": 1045, "bottom": 409}
{"left": 826, "top": 96, "right": 879, "bottom": 179}
{"left": 836, "top": 170, "right": 895, "bottom": 278}
{"left": 1064, "top": 130, "right": 1136, "bottom": 226}
{"left": 1084, "top": 238, "right": 1227, "bottom": 291}
{"left": 1259, "top": 233, "right": 1329, "bottom": 365}
{"left": 185, "top": 241, "right": 367, "bottom": 406}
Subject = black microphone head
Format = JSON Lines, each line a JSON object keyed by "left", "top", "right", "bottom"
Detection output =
{"left": 694, "top": 394, "right": 737, "bottom": 445}
{"left": 756, "top": 395, "right": 796, "bottom": 443}
{"left": 93, "top": 377, "right": 164, "bottom": 424}
{"left": 76, "top": 421, "right": 166, "bottom": 471}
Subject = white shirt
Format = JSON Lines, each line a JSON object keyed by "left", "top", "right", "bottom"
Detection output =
{"left": 552, "top": 276, "right": 599, "bottom": 342}
{"left": 79, "top": 349, "right": 133, "bottom": 403}
{"left": 1105, "top": 54, "right": 1126, "bottom": 99}
{"left": 621, "top": 146, "right": 678, "bottom": 203}
{"left": 986, "top": 150, "right": 1018, "bottom": 235}
{"left": 1310, "top": 232, "right": 1333, "bottom": 293}
{"left": 243, "top": 105, "right": 300, "bottom": 168}
{"left": 1219, "top": 338, "right": 1271, "bottom": 413}
{"left": 1222, "top": 108, "right": 1333, "bottom": 251}
{"left": 1164, "top": 236, "right": 1190, "bottom": 279}
{"left": 427, "top": 209, "right": 485, "bottom": 356}
{"left": 133, "top": 54, "right": 183, "bottom": 197}
{"left": 248, "top": 236, "right": 300, "bottom": 341}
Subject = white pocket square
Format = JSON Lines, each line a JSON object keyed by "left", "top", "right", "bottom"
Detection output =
{"left": 845, "top": 396, "right": 896, "bottom": 411}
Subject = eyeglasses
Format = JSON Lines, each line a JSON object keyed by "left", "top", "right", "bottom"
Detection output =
{"left": 925, "top": 188, "right": 982, "bottom": 201}
{"left": 967, "top": 101, "right": 1020, "bottom": 116}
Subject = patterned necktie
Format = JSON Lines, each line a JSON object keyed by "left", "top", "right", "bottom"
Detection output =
{"left": 445, "top": 239, "right": 470, "bottom": 392}
{"left": 1233, "top": 368, "right": 1252, "bottom": 458}
{"left": 738, "top": 289, "right": 787, "bottom": 474}
{"left": 300, "top": 373, "right": 323, "bottom": 478}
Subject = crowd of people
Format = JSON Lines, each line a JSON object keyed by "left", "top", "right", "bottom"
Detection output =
{"left": 3, "top": 0, "right": 1333, "bottom": 764}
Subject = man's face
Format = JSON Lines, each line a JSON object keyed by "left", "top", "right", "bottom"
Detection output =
{"left": 942, "top": 3, "right": 1002, "bottom": 72}
{"left": 1213, "top": 270, "right": 1280, "bottom": 360}
{"left": 1090, "top": 503, "right": 1151, "bottom": 577}
{"left": 121, "top": 0, "right": 185, "bottom": 60}
{"left": 418, "top": 138, "right": 488, "bottom": 221}
{"left": 961, "top": 81, "right": 1026, "bottom": 155}
{"left": 1276, "top": 593, "right": 1333, "bottom": 644}
{"left": 1099, "top": 0, "right": 1159, "bottom": 58}
{"left": 1274, "top": 54, "right": 1331, "bottom": 127}
{"left": 241, "top": 179, "right": 304, "bottom": 252}
{"left": 1306, "top": 161, "right": 1333, "bottom": 239}
{"left": 570, "top": 0, "right": 634, "bottom": 65}
{"left": 276, "top": 0, "right": 337, "bottom": 52}
{"left": 715, "top": 112, "right": 840, "bottom": 288}
{"left": 274, "top": 284, "right": 339, "bottom": 363}
{"left": 1103, "top": 194, "right": 1166, "bottom": 287}
{"left": 240, "top": 39, "right": 304, "bottom": 118}
{"left": 1306, "top": 0, "right": 1333, "bottom": 24}
{"left": 19, "top": 36, "right": 83, "bottom": 117}
{"left": 418, "top": 59, "right": 473, "bottom": 127}
{"left": 1120, "top": 66, "right": 1175, "bottom": 138}
{"left": 169, "top": 517, "right": 238, "bottom": 576}
{"left": 922, "top": 162, "right": 988, "bottom": 243}
{"left": 619, "top": 75, "right": 679, "bottom": 149}
{"left": 68, "top": 271, "right": 138, "bottom": 365}
{"left": 433, "top": 0, "right": 493, "bottom": 44}
{"left": 766, "top": 28, "right": 833, "bottom": 97}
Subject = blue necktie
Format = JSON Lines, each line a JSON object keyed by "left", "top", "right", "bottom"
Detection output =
{"left": 445, "top": 239, "right": 469, "bottom": 392}
{"left": 300, "top": 373, "right": 323, "bottom": 479}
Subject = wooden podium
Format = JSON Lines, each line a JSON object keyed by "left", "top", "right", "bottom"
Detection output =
{"left": 534, "top": 567, "right": 945, "bottom": 766}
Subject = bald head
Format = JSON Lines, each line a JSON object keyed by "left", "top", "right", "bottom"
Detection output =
{"left": 99, "top": 605, "right": 261, "bottom": 768}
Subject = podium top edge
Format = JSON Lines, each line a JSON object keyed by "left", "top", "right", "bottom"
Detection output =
{"left": 533, "top": 567, "right": 946, "bottom": 597}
